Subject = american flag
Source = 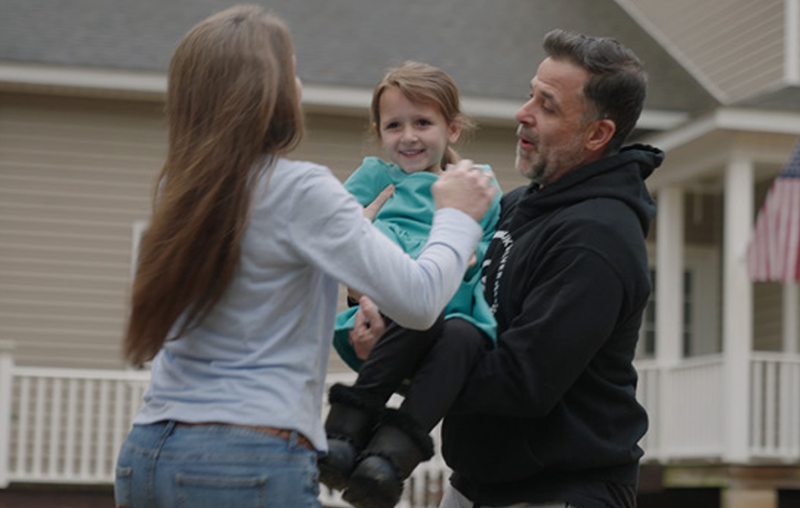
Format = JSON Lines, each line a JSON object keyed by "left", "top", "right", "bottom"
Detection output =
{"left": 748, "top": 141, "right": 800, "bottom": 282}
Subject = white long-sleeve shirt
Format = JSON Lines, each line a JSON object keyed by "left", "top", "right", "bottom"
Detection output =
{"left": 134, "top": 157, "right": 482, "bottom": 451}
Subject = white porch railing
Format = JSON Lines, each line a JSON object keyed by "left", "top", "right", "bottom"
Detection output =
{"left": 635, "top": 352, "right": 800, "bottom": 464}
{"left": 0, "top": 340, "right": 150, "bottom": 488}
{"left": 0, "top": 342, "right": 447, "bottom": 507}
{"left": 635, "top": 356, "right": 725, "bottom": 461}
{"left": 749, "top": 352, "right": 800, "bottom": 461}
{"left": 4, "top": 340, "right": 800, "bottom": 504}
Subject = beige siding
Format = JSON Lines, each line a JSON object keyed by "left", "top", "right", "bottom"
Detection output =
{"left": 0, "top": 93, "right": 163, "bottom": 369}
{"left": 753, "top": 281, "right": 784, "bottom": 351}
{"left": 0, "top": 92, "right": 521, "bottom": 373}
{"left": 621, "top": 0, "right": 786, "bottom": 102}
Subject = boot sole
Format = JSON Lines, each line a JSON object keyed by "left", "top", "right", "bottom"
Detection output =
{"left": 342, "top": 457, "right": 401, "bottom": 508}
{"left": 343, "top": 477, "right": 397, "bottom": 508}
{"left": 318, "top": 462, "right": 350, "bottom": 491}
{"left": 318, "top": 439, "right": 359, "bottom": 491}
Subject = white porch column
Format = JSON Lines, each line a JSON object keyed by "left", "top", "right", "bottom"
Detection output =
{"left": 783, "top": 283, "right": 799, "bottom": 353}
{"left": 655, "top": 186, "right": 685, "bottom": 458}
{"left": 722, "top": 153, "right": 754, "bottom": 463}
{"left": 656, "top": 185, "right": 685, "bottom": 364}
{"left": 0, "top": 340, "right": 15, "bottom": 488}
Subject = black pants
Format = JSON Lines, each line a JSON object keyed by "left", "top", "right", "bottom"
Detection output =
{"left": 350, "top": 315, "right": 487, "bottom": 432}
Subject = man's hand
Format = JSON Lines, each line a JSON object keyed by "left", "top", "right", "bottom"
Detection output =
{"left": 349, "top": 296, "right": 386, "bottom": 360}
{"left": 364, "top": 184, "right": 395, "bottom": 222}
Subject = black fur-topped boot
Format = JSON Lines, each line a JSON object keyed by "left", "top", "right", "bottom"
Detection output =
{"left": 318, "top": 384, "right": 382, "bottom": 491}
{"left": 343, "top": 409, "right": 434, "bottom": 508}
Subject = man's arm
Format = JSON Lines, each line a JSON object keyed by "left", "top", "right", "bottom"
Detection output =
{"left": 452, "top": 241, "right": 626, "bottom": 418}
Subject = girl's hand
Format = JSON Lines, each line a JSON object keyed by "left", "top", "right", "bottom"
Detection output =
{"left": 345, "top": 185, "right": 394, "bottom": 308}
{"left": 349, "top": 296, "right": 386, "bottom": 360}
{"left": 364, "top": 184, "right": 395, "bottom": 222}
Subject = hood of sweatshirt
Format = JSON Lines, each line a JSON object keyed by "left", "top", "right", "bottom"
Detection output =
{"left": 509, "top": 144, "right": 663, "bottom": 236}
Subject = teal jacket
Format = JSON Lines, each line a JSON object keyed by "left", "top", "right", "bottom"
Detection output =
{"left": 333, "top": 157, "right": 501, "bottom": 371}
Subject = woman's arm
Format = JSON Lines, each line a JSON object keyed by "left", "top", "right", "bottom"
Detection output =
{"left": 290, "top": 161, "right": 495, "bottom": 329}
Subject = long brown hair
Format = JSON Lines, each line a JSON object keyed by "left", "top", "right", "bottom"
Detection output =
{"left": 124, "top": 5, "right": 304, "bottom": 365}
{"left": 370, "top": 61, "right": 474, "bottom": 168}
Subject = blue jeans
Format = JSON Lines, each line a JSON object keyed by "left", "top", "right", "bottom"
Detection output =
{"left": 115, "top": 421, "right": 320, "bottom": 508}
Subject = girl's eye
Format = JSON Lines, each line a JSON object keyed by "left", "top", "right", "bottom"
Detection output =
{"left": 417, "top": 119, "right": 432, "bottom": 126}
{"left": 384, "top": 122, "right": 399, "bottom": 130}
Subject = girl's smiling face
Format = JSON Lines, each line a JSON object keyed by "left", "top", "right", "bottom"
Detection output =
{"left": 377, "top": 87, "right": 461, "bottom": 174}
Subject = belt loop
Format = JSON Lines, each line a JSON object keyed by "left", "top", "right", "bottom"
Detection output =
{"left": 155, "top": 420, "right": 177, "bottom": 457}
{"left": 146, "top": 420, "right": 176, "bottom": 503}
{"left": 287, "top": 430, "right": 300, "bottom": 449}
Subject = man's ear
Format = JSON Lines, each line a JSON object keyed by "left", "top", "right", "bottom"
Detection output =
{"left": 585, "top": 118, "right": 616, "bottom": 154}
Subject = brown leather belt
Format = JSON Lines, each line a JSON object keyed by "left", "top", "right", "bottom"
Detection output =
{"left": 176, "top": 422, "right": 315, "bottom": 451}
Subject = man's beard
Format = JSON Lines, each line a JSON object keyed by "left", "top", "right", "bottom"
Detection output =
{"left": 516, "top": 142, "right": 546, "bottom": 184}
{"left": 517, "top": 142, "right": 585, "bottom": 188}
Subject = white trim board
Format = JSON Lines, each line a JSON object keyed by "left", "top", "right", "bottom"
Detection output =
{"left": 0, "top": 62, "right": 687, "bottom": 131}
{"left": 644, "top": 108, "right": 800, "bottom": 153}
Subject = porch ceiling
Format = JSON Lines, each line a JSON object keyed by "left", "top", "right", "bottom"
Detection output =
{"left": 643, "top": 108, "right": 800, "bottom": 192}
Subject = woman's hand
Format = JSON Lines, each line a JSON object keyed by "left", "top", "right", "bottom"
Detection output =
{"left": 349, "top": 296, "right": 386, "bottom": 360}
{"left": 433, "top": 160, "right": 496, "bottom": 222}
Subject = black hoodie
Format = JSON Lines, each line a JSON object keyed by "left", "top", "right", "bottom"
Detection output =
{"left": 442, "top": 145, "right": 663, "bottom": 508}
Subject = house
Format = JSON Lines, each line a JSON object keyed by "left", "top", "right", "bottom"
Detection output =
{"left": 0, "top": 0, "right": 797, "bottom": 507}
{"left": 620, "top": 1, "right": 800, "bottom": 507}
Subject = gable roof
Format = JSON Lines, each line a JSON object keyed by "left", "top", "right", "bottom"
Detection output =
{"left": 0, "top": 0, "right": 717, "bottom": 128}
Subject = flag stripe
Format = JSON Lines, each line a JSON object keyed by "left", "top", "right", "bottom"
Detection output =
{"left": 748, "top": 140, "right": 800, "bottom": 283}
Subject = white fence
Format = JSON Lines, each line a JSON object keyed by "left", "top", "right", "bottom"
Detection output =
{"left": 4, "top": 340, "right": 800, "bottom": 505}
{"left": 0, "top": 340, "right": 150, "bottom": 488}
{"left": 635, "top": 356, "right": 725, "bottom": 461}
{"left": 0, "top": 342, "right": 447, "bottom": 507}
{"left": 749, "top": 352, "right": 800, "bottom": 460}
{"left": 635, "top": 352, "right": 800, "bottom": 464}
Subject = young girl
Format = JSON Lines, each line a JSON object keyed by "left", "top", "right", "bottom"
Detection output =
{"left": 322, "top": 62, "right": 502, "bottom": 508}
{"left": 114, "top": 8, "right": 496, "bottom": 508}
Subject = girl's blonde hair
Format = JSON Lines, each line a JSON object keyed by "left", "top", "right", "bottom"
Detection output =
{"left": 370, "top": 61, "right": 474, "bottom": 168}
{"left": 124, "top": 5, "right": 304, "bottom": 365}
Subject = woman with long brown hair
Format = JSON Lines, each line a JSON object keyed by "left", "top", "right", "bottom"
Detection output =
{"left": 114, "top": 4, "right": 495, "bottom": 508}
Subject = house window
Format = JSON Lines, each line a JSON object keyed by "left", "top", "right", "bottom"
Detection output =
{"left": 129, "top": 220, "right": 151, "bottom": 370}
{"left": 638, "top": 247, "right": 720, "bottom": 359}
{"left": 683, "top": 270, "right": 693, "bottom": 356}
{"left": 639, "top": 269, "right": 694, "bottom": 358}
{"left": 641, "top": 269, "right": 657, "bottom": 356}
{"left": 131, "top": 220, "right": 148, "bottom": 281}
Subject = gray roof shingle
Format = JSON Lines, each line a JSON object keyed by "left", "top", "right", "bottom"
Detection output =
{"left": 0, "top": 0, "right": 717, "bottom": 114}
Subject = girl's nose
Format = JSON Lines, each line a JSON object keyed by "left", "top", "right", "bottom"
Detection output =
{"left": 401, "top": 127, "right": 418, "bottom": 142}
